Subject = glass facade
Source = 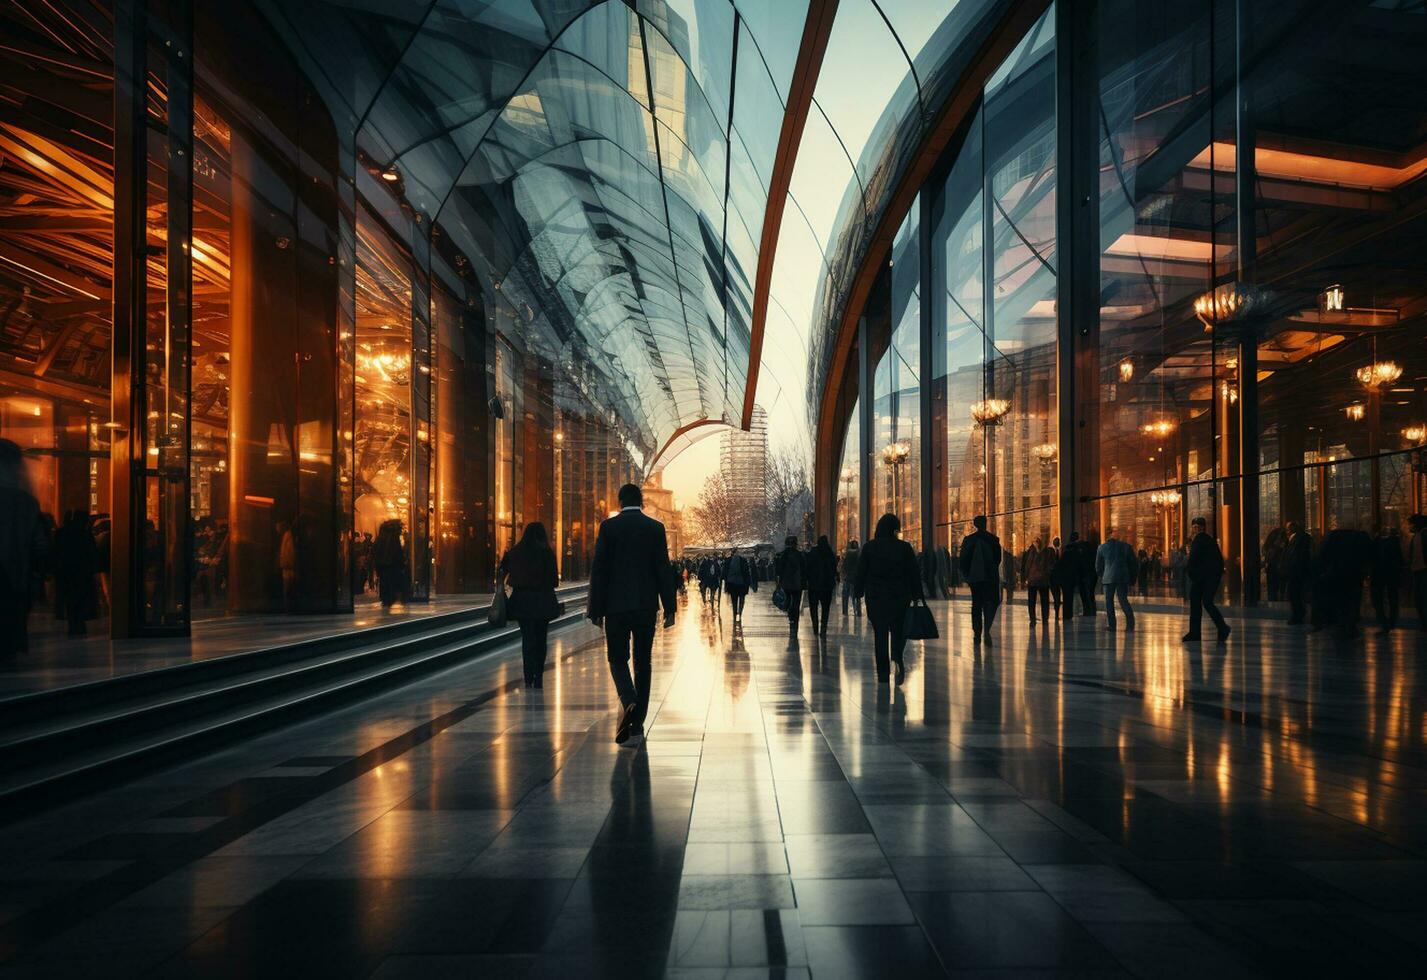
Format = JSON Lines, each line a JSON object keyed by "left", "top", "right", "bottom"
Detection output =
{"left": 818, "top": 0, "right": 1427, "bottom": 611}
{"left": 3, "top": 0, "right": 796, "bottom": 637}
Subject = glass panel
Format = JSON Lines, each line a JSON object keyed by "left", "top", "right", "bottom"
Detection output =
{"left": 353, "top": 206, "right": 414, "bottom": 604}
{"left": 1094, "top": 0, "right": 1214, "bottom": 520}
{"left": 0, "top": 2, "right": 117, "bottom": 637}
{"left": 193, "top": 2, "right": 342, "bottom": 617}
{"left": 836, "top": 398, "right": 861, "bottom": 547}
{"left": 984, "top": 7, "right": 1056, "bottom": 537}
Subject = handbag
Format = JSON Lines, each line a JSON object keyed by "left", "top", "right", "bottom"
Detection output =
{"left": 488, "top": 587, "right": 508, "bottom": 627}
{"left": 772, "top": 586, "right": 788, "bottom": 611}
{"left": 903, "top": 598, "right": 938, "bottom": 640}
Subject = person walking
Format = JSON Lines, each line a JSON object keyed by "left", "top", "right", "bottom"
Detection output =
{"left": 1312, "top": 521, "right": 1373, "bottom": 637}
{"left": 805, "top": 534, "right": 838, "bottom": 636}
{"left": 0, "top": 439, "right": 42, "bottom": 658}
{"left": 1182, "top": 517, "right": 1230, "bottom": 642}
{"left": 1370, "top": 525, "right": 1404, "bottom": 632}
{"left": 372, "top": 519, "right": 407, "bottom": 609}
{"left": 587, "top": 483, "right": 676, "bottom": 747}
{"left": 840, "top": 539, "right": 861, "bottom": 617}
{"left": 498, "top": 521, "right": 560, "bottom": 688}
{"left": 1283, "top": 520, "right": 1313, "bottom": 624}
{"left": 854, "top": 513, "right": 921, "bottom": 685}
{"left": 1095, "top": 527, "right": 1137, "bottom": 631}
{"left": 959, "top": 515, "right": 1002, "bottom": 645}
{"left": 54, "top": 510, "right": 98, "bottom": 636}
{"left": 723, "top": 545, "right": 756, "bottom": 621}
{"left": 774, "top": 535, "right": 807, "bottom": 642}
{"left": 1022, "top": 537, "right": 1055, "bottom": 625}
{"left": 1407, "top": 515, "right": 1427, "bottom": 631}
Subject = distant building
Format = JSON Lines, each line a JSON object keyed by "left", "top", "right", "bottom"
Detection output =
{"left": 721, "top": 405, "right": 768, "bottom": 521}
{"left": 641, "top": 471, "right": 684, "bottom": 556}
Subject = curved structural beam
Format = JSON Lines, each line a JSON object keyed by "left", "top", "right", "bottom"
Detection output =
{"left": 812, "top": 0, "right": 1050, "bottom": 525}
{"left": 742, "top": 0, "right": 839, "bottom": 430}
{"left": 646, "top": 417, "right": 730, "bottom": 475}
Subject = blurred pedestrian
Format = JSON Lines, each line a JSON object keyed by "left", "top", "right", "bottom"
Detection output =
{"left": 1182, "top": 517, "right": 1229, "bottom": 642}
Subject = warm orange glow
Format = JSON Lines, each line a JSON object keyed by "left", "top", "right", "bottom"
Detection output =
{"left": 1192, "top": 140, "right": 1427, "bottom": 190}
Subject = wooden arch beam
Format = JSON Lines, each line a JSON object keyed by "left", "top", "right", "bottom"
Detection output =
{"left": 741, "top": 0, "right": 839, "bottom": 429}
{"left": 811, "top": 0, "right": 1051, "bottom": 510}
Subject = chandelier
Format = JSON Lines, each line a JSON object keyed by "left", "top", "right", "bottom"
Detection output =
{"left": 1140, "top": 419, "right": 1177, "bottom": 439}
{"left": 1030, "top": 442, "right": 1057, "bottom": 463}
{"left": 1220, "top": 380, "right": 1238, "bottom": 404}
{"left": 1403, "top": 425, "right": 1426, "bottom": 443}
{"left": 1355, "top": 361, "right": 1403, "bottom": 390}
{"left": 1344, "top": 403, "right": 1365, "bottom": 422}
{"left": 970, "top": 398, "right": 1010, "bottom": 426}
{"left": 881, "top": 440, "right": 911, "bottom": 466}
{"left": 1193, "top": 281, "right": 1267, "bottom": 331}
{"left": 1149, "top": 489, "right": 1182, "bottom": 509}
{"left": 1118, "top": 359, "right": 1134, "bottom": 383}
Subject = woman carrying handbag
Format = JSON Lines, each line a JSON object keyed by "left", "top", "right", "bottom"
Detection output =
{"left": 497, "top": 521, "right": 560, "bottom": 688}
{"left": 854, "top": 513, "right": 924, "bottom": 685}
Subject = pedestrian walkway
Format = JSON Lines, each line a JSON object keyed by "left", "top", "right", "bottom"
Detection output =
{"left": 2, "top": 590, "right": 1425, "bottom": 977}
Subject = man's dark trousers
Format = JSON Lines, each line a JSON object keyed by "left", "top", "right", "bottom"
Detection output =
{"left": 606, "top": 609, "right": 656, "bottom": 726}
{"left": 1187, "top": 573, "right": 1228, "bottom": 636}
{"left": 970, "top": 580, "right": 998, "bottom": 636}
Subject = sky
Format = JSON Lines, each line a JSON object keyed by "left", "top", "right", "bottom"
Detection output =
{"left": 652, "top": 0, "right": 954, "bottom": 500}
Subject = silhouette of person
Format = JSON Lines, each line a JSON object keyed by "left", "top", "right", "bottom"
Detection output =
{"left": 587, "top": 483, "right": 676, "bottom": 747}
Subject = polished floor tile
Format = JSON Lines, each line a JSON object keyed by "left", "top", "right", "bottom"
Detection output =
{"left": 5, "top": 594, "right": 1427, "bottom": 977}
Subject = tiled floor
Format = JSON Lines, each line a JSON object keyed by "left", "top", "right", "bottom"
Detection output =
{"left": 2, "top": 589, "right": 1425, "bottom": 977}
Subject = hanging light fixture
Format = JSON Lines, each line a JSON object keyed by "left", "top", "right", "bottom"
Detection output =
{"left": 1149, "top": 489, "right": 1182, "bottom": 509}
{"left": 881, "top": 440, "right": 911, "bottom": 466}
{"left": 1402, "top": 424, "right": 1426, "bottom": 443}
{"left": 1220, "top": 380, "right": 1239, "bottom": 404}
{"left": 1140, "top": 419, "right": 1177, "bottom": 439}
{"left": 1193, "top": 281, "right": 1267, "bottom": 331}
{"left": 1355, "top": 361, "right": 1403, "bottom": 389}
{"left": 1344, "top": 403, "right": 1365, "bottom": 421}
{"left": 1030, "top": 442, "right": 1057, "bottom": 463}
{"left": 970, "top": 398, "right": 1010, "bottom": 426}
{"left": 1118, "top": 358, "right": 1134, "bottom": 383}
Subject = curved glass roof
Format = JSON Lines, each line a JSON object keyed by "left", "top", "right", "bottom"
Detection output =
{"left": 260, "top": 0, "right": 810, "bottom": 462}
{"left": 751, "top": 0, "right": 1014, "bottom": 459}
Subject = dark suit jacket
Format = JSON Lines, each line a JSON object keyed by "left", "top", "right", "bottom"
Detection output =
{"left": 958, "top": 530, "right": 1002, "bottom": 583}
{"left": 1284, "top": 531, "right": 1313, "bottom": 578}
{"left": 587, "top": 508, "right": 675, "bottom": 618}
{"left": 1185, "top": 532, "right": 1224, "bottom": 583}
{"left": 854, "top": 536, "right": 921, "bottom": 604}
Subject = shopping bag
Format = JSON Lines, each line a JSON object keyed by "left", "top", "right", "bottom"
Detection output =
{"left": 488, "top": 587, "right": 508, "bottom": 626}
{"left": 903, "top": 598, "right": 938, "bottom": 640}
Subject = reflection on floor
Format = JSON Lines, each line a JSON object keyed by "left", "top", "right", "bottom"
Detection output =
{"left": 2, "top": 595, "right": 501, "bottom": 698}
{"left": 2, "top": 590, "right": 1425, "bottom": 977}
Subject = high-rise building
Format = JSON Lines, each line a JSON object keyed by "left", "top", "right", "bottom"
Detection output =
{"left": 720, "top": 405, "right": 768, "bottom": 519}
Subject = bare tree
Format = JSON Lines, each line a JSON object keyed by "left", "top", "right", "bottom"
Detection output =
{"left": 690, "top": 471, "right": 742, "bottom": 544}
{"left": 762, "top": 449, "right": 812, "bottom": 543}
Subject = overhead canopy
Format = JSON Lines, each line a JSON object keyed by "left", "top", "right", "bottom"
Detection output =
{"left": 262, "top": 0, "right": 812, "bottom": 461}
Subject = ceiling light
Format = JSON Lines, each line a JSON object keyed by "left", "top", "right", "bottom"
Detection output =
{"left": 1356, "top": 361, "right": 1403, "bottom": 389}
{"left": 380, "top": 168, "right": 400, "bottom": 182}
{"left": 970, "top": 399, "right": 1010, "bottom": 426}
{"left": 1345, "top": 403, "right": 1365, "bottom": 421}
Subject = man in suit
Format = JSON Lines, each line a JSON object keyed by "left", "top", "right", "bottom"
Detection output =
{"left": 1095, "top": 527, "right": 1137, "bottom": 631}
{"left": 587, "top": 483, "right": 676, "bottom": 747}
{"left": 1182, "top": 517, "right": 1230, "bottom": 642}
{"left": 1282, "top": 520, "right": 1313, "bottom": 624}
{"left": 958, "top": 515, "right": 1002, "bottom": 646}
